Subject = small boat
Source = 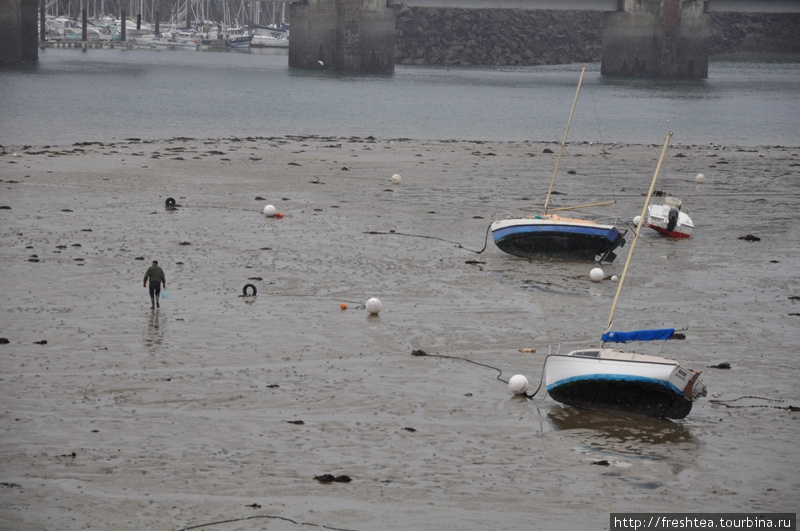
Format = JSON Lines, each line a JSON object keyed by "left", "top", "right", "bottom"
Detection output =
{"left": 224, "top": 26, "right": 253, "bottom": 48}
{"left": 646, "top": 195, "right": 694, "bottom": 238}
{"left": 490, "top": 65, "right": 626, "bottom": 263}
{"left": 250, "top": 32, "right": 288, "bottom": 48}
{"left": 227, "top": 34, "right": 253, "bottom": 48}
{"left": 545, "top": 343, "right": 706, "bottom": 419}
{"left": 537, "top": 133, "right": 707, "bottom": 419}
{"left": 138, "top": 32, "right": 200, "bottom": 50}
{"left": 491, "top": 214, "right": 625, "bottom": 262}
{"left": 249, "top": 21, "right": 289, "bottom": 48}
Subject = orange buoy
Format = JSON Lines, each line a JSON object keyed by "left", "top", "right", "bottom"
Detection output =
{"left": 340, "top": 303, "right": 347, "bottom": 310}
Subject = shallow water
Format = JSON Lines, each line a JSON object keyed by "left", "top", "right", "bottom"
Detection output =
{"left": 1, "top": 49, "right": 799, "bottom": 147}
{"left": 0, "top": 136, "right": 798, "bottom": 530}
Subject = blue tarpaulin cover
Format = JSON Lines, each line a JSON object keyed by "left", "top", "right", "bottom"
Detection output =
{"left": 601, "top": 328, "right": 675, "bottom": 343}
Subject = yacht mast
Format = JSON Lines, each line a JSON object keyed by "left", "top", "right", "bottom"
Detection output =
{"left": 603, "top": 132, "right": 673, "bottom": 337}
{"left": 542, "top": 64, "right": 586, "bottom": 216}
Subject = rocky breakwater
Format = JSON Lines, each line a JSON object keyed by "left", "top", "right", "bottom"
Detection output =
{"left": 394, "top": 9, "right": 800, "bottom": 67}
{"left": 395, "top": 8, "right": 602, "bottom": 66}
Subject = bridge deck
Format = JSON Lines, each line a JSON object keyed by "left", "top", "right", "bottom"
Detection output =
{"left": 391, "top": 0, "right": 615, "bottom": 9}
{"left": 390, "top": 0, "right": 799, "bottom": 13}
{"left": 705, "top": 0, "right": 800, "bottom": 13}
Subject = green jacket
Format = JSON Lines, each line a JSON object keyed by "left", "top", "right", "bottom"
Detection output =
{"left": 143, "top": 265, "right": 166, "bottom": 285}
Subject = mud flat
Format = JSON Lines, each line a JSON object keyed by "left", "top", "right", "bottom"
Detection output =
{"left": 1, "top": 136, "right": 798, "bottom": 530}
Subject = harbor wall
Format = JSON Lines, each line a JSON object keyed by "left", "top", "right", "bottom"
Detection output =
{"left": 393, "top": 10, "right": 800, "bottom": 67}
{"left": 0, "top": 0, "right": 38, "bottom": 65}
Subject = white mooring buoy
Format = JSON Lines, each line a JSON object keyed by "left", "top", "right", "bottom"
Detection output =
{"left": 508, "top": 374, "right": 530, "bottom": 395}
{"left": 263, "top": 204, "right": 276, "bottom": 217}
{"left": 391, "top": 173, "right": 401, "bottom": 185}
{"left": 589, "top": 267, "right": 605, "bottom": 282}
{"left": 366, "top": 297, "right": 382, "bottom": 315}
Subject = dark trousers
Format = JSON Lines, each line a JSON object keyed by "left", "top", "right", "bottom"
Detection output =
{"left": 149, "top": 282, "right": 162, "bottom": 299}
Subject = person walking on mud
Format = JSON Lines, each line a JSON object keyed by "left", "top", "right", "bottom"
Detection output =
{"left": 143, "top": 260, "right": 167, "bottom": 309}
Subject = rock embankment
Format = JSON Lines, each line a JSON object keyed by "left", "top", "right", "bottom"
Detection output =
{"left": 394, "top": 10, "right": 800, "bottom": 66}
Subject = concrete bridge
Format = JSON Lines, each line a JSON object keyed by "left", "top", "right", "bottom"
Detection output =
{"left": 2, "top": 0, "right": 798, "bottom": 77}
{"left": 288, "top": 0, "right": 800, "bottom": 76}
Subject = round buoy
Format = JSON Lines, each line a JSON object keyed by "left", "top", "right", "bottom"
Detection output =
{"left": 366, "top": 297, "right": 382, "bottom": 315}
{"left": 508, "top": 374, "right": 530, "bottom": 395}
{"left": 165, "top": 197, "right": 176, "bottom": 207}
{"left": 242, "top": 284, "right": 257, "bottom": 296}
{"left": 633, "top": 215, "right": 642, "bottom": 226}
{"left": 610, "top": 275, "right": 619, "bottom": 282}
{"left": 340, "top": 303, "right": 347, "bottom": 310}
{"left": 391, "top": 174, "right": 401, "bottom": 185}
{"left": 263, "top": 204, "right": 276, "bottom": 217}
{"left": 589, "top": 267, "right": 604, "bottom": 282}
{"left": 695, "top": 173, "right": 705, "bottom": 184}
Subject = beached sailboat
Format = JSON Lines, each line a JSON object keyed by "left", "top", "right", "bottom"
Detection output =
{"left": 490, "top": 66, "right": 626, "bottom": 262}
{"left": 646, "top": 195, "right": 694, "bottom": 238}
{"left": 542, "top": 133, "right": 707, "bottom": 419}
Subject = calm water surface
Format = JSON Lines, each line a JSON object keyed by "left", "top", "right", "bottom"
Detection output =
{"left": 1, "top": 48, "right": 798, "bottom": 146}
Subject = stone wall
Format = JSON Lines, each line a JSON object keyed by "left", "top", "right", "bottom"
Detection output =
{"left": 394, "top": 9, "right": 800, "bottom": 66}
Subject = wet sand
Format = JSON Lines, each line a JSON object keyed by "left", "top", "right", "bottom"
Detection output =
{"left": 1, "top": 136, "right": 798, "bottom": 530}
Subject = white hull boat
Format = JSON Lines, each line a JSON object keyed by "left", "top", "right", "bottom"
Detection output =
{"left": 545, "top": 346, "right": 706, "bottom": 419}
{"left": 251, "top": 33, "right": 288, "bottom": 48}
{"left": 647, "top": 196, "right": 694, "bottom": 238}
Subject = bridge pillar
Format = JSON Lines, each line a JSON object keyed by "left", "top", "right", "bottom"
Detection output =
{"left": 289, "top": 0, "right": 395, "bottom": 73}
{"left": 602, "top": 0, "right": 709, "bottom": 78}
{"left": 0, "top": 0, "right": 38, "bottom": 65}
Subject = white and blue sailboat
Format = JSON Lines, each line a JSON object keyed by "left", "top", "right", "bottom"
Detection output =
{"left": 542, "top": 133, "right": 707, "bottom": 419}
{"left": 490, "top": 65, "right": 626, "bottom": 263}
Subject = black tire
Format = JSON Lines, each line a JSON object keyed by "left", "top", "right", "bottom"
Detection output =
{"left": 165, "top": 197, "right": 176, "bottom": 207}
{"left": 243, "top": 284, "right": 257, "bottom": 296}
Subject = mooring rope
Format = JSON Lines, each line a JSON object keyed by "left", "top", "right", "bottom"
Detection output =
{"left": 411, "top": 349, "right": 545, "bottom": 399}
{"left": 709, "top": 396, "right": 799, "bottom": 411}
{"left": 175, "top": 514, "right": 359, "bottom": 531}
{"left": 365, "top": 223, "right": 492, "bottom": 254}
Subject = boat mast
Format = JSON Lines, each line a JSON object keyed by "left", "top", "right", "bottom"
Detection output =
{"left": 542, "top": 64, "right": 586, "bottom": 216}
{"left": 603, "top": 132, "right": 673, "bottom": 337}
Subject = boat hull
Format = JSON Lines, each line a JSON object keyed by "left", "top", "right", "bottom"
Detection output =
{"left": 647, "top": 203, "right": 693, "bottom": 238}
{"left": 250, "top": 34, "right": 288, "bottom": 48}
{"left": 227, "top": 35, "right": 253, "bottom": 48}
{"left": 545, "top": 349, "right": 705, "bottom": 419}
{"left": 490, "top": 215, "right": 624, "bottom": 262}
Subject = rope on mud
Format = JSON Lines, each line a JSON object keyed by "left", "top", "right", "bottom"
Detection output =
{"left": 175, "top": 514, "right": 359, "bottom": 531}
{"left": 410, "top": 349, "right": 545, "bottom": 399}
{"left": 709, "top": 396, "right": 799, "bottom": 412}
{"left": 365, "top": 223, "right": 492, "bottom": 254}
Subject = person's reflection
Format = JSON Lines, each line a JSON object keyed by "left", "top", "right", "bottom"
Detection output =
{"left": 143, "top": 310, "right": 165, "bottom": 354}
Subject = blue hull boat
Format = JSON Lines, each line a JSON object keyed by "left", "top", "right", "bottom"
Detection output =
{"left": 491, "top": 65, "right": 625, "bottom": 262}
{"left": 490, "top": 213, "right": 625, "bottom": 262}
